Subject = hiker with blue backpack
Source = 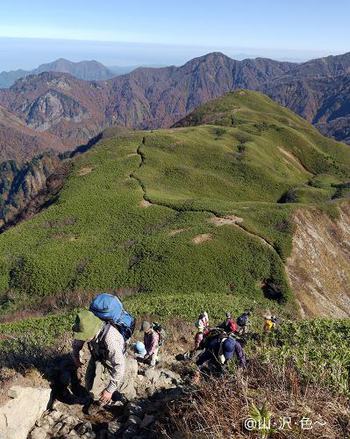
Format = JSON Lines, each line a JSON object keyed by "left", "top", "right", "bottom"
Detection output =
{"left": 236, "top": 309, "right": 252, "bottom": 335}
{"left": 71, "top": 293, "right": 135, "bottom": 404}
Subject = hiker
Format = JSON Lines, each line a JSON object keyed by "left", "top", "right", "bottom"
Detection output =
{"left": 141, "top": 321, "right": 160, "bottom": 366}
{"left": 218, "top": 312, "right": 238, "bottom": 334}
{"left": 71, "top": 309, "right": 126, "bottom": 404}
{"left": 263, "top": 314, "right": 277, "bottom": 333}
{"left": 236, "top": 309, "right": 251, "bottom": 335}
{"left": 194, "top": 311, "right": 209, "bottom": 350}
{"left": 196, "top": 333, "right": 246, "bottom": 375}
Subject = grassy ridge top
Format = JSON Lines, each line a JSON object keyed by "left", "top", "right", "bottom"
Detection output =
{"left": 0, "top": 90, "right": 349, "bottom": 318}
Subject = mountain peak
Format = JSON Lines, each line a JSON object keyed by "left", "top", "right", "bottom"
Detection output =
{"left": 188, "top": 51, "right": 232, "bottom": 63}
{"left": 0, "top": 59, "right": 115, "bottom": 89}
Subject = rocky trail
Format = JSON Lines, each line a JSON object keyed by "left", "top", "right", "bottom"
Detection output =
{"left": 1, "top": 344, "right": 188, "bottom": 439}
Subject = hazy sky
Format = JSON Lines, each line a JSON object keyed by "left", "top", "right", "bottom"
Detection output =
{"left": 0, "top": 0, "right": 349, "bottom": 70}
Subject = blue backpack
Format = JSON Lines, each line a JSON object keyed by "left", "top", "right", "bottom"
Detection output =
{"left": 89, "top": 293, "right": 135, "bottom": 341}
{"left": 236, "top": 313, "right": 249, "bottom": 327}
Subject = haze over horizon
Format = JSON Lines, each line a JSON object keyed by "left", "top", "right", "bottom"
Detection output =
{"left": 0, "top": 0, "right": 349, "bottom": 70}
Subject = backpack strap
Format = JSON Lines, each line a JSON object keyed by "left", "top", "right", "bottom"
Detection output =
{"left": 217, "top": 337, "right": 228, "bottom": 364}
{"left": 218, "top": 337, "right": 228, "bottom": 356}
{"left": 97, "top": 322, "right": 111, "bottom": 343}
{"left": 88, "top": 322, "right": 111, "bottom": 360}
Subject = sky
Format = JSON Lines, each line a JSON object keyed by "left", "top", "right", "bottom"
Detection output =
{"left": 0, "top": 0, "right": 349, "bottom": 70}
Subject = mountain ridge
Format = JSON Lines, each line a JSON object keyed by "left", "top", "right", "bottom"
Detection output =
{"left": 0, "top": 90, "right": 349, "bottom": 317}
{"left": 1, "top": 51, "right": 350, "bottom": 163}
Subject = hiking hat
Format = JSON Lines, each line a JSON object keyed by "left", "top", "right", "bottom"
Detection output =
{"left": 222, "top": 338, "right": 236, "bottom": 360}
{"left": 134, "top": 341, "right": 147, "bottom": 357}
{"left": 141, "top": 321, "right": 151, "bottom": 332}
{"left": 72, "top": 310, "right": 103, "bottom": 341}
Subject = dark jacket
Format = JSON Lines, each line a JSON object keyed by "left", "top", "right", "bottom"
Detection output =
{"left": 196, "top": 335, "right": 246, "bottom": 368}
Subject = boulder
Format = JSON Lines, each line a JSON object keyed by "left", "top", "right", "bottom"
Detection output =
{"left": 143, "top": 367, "right": 181, "bottom": 393}
{"left": 0, "top": 386, "right": 51, "bottom": 439}
{"left": 28, "top": 427, "right": 49, "bottom": 439}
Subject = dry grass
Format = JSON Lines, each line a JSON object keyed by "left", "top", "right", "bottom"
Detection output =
{"left": 157, "top": 358, "right": 350, "bottom": 439}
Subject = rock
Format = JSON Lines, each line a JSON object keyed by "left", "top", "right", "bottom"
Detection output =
{"left": 0, "top": 386, "right": 51, "bottom": 439}
{"left": 143, "top": 367, "right": 181, "bottom": 393}
{"left": 64, "top": 415, "right": 78, "bottom": 426}
{"left": 125, "top": 356, "right": 139, "bottom": 377}
{"left": 107, "top": 419, "right": 121, "bottom": 434}
{"left": 7, "top": 388, "right": 18, "bottom": 399}
{"left": 56, "top": 422, "right": 72, "bottom": 436}
{"left": 120, "top": 380, "right": 137, "bottom": 401}
{"left": 145, "top": 386, "right": 154, "bottom": 397}
{"left": 50, "top": 421, "right": 64, "bottom": 436}
{"left": 75, "top": 422, "right": 87, "bottom": 435}
{"left": 34, "top": 416, "right": 53, "bottom": 431}
{"left": 28, "top": 427, "right": 49, "bottom": 439}
{"left": 75, "top": 421, "right": 93, "bottom": 435}
{"left": 144, "top": 367, "right": 161, "bottom": 383}
{"left": 161, "top": 369, "right": 181, "bottom": 384}
{"left": 49, "top": 405, "right": 63, "bottom": 417}
{"left": 140, "top": 414, "right": 155, "bottom": 428}
{"left": 119, "top": 357, "right": 139, "bottom": 400}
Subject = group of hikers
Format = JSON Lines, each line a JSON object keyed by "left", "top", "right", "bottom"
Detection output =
{"left": 192, "top": 310, "right": 277, "bottom": 372}
{"left": 70, "top": 293, "right": 278, "bottom": 405}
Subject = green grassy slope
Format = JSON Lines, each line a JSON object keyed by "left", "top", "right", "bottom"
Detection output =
{"left": 0, "top": 90, "right": 349, "bottom": 318}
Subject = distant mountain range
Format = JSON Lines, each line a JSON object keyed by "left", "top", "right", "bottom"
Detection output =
{"left": 0, "top": 58, "right": 135, "bottom": 88}
{"left": 0, "top": 51, "right": 349, "bottom": 163}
